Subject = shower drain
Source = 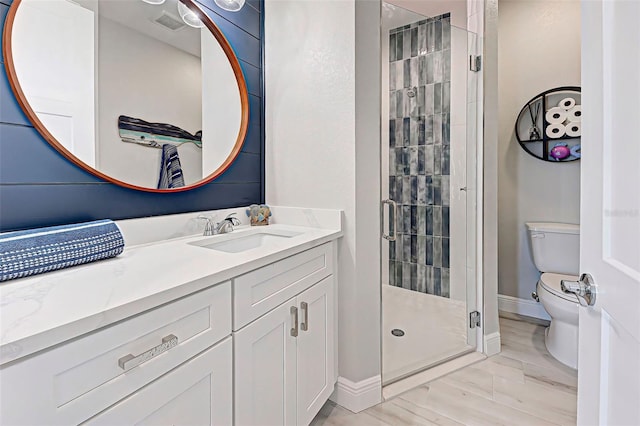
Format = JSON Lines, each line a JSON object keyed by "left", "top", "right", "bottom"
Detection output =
{"left": 391, "top": 328, "right": 405, "bottom": 337}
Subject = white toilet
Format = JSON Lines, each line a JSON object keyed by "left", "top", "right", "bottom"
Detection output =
{"left": 526, "top": 222, "right": 580, "bottom": 369}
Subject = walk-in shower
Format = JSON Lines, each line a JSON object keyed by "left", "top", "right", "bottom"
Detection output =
{"left": 380, "top": 1, "right": 481, "bottom": 385}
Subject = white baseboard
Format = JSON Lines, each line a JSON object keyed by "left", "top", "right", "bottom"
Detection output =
{"left": 329, "top": 375, "right": 382, "bottom": 413}
{"left": 483, "top": 331, "right": 501, "bottom": 356}
{"left": 498, "top": 294, "right": 551, "bottom": 321}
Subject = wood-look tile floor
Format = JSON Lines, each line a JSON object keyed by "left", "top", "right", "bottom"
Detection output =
{"left": 312, "top": 317, "right": 578, "bottom": 426}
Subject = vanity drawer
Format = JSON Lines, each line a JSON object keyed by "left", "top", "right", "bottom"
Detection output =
{"left": 0, "top": 282, "right": 231, "bottom": 426}
{"left": 233, "top": 243, "right": 334, "bottom": 330}
{"left": 85, "top": 337, "right": 232, "bottom": 426}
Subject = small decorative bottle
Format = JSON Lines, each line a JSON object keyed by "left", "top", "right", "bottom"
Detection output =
{"left": 246, "top": 204, "right": 271, "bottom": 226}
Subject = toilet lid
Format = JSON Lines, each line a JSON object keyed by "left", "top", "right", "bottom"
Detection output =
{"left": 539, "top": 272, "right": 579, "bottom": 302}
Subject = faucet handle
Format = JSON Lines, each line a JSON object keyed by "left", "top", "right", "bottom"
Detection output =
{"left": 224, "top": 213, "right": 241, "bottom": 226}
{"left": 197, "top": 215, "right": 214, "bottom": 236}
{"left": 197, "top": 215, "right": 214, "bottom": 226}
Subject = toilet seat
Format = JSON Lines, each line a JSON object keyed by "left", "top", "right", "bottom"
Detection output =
{"left": 539, "top": 272, "right": 579, "bottom": 302}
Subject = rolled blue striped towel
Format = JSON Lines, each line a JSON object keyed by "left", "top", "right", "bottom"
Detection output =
{"left": 0, "top": 220, "right": 125, "bottom": 282}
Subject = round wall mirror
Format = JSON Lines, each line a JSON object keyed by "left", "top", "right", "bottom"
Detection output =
{"left": 3, "top": 0, "right": 249, "bottom": 192}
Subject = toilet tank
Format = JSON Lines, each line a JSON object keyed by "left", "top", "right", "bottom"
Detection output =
{"left": 526, "top": 222, "right": 580, "bottom": 275}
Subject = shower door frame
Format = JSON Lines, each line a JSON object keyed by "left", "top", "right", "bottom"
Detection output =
{"left": 379, "top": 1, "right": 485, "bottom": 386}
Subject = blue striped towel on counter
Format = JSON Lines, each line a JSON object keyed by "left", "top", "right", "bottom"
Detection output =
{"left": 0, "top": 220, "right": 125, "bottom": 282}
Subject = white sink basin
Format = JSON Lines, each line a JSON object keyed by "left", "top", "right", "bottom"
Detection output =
{"left": 189, "top": 229, "right": 302, "bottom": 253}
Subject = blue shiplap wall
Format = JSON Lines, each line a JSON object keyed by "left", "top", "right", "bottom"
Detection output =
{"left": 0, "top": 0, "right": 264, "bottom": 232}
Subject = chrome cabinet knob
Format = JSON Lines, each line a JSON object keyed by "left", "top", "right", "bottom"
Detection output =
{"left": 561, "top": 273, "right": 596, "bottom": 307}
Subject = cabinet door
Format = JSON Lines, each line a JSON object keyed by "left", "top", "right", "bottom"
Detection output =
{"left": 296, "top": 276, "right": 335, "bottom": 426}
{"left": 234, "top": 302, "right": 297, "bottom": 426}
{"left": 85, "top": 338, "right": 232, "bottom": 426}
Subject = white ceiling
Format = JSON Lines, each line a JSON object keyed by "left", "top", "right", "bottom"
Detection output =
{"left": 75, "top": 0, "right": 203, "bottom": 57}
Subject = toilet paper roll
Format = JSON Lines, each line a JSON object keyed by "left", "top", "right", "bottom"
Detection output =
{"left": 567, "top": 105, "right": 582, "bottom": 122}
{"left": 545, "top": 107, "right": 568, "bottom": 124}
{"left": 558, "top": 97, "right": 576, "bottom": 110}
{"left": 546, "top": 123, "right": 566, "bottom": 139}
{"left": 565, "top": 122, "right": 581, "bottom": 137}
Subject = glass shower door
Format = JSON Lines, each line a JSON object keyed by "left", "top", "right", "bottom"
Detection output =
{"left": 380, "top": 1, "right": 481, "bottom": 385}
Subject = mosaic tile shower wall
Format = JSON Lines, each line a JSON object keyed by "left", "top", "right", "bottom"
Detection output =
{"left": 388, "top": 13, "right": 451, "bottom": 297}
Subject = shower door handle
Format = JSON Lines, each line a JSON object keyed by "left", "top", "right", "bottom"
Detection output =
{"left": 381, "top": 199, "right": 397, "bottom": 241}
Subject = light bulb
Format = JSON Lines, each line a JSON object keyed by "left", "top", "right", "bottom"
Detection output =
{"left": 177, "top": 1, "right": 205, "bottom": 28}
{"left": 214, "top": 0, "right": 245, "bottom": 12}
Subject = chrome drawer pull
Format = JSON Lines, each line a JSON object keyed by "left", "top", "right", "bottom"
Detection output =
{"left": 300, "top": 302, "right": 309, "bottom": 331}
{"left": 118, "top": 334, "right": 179, "bottom": 371}
{"left": 290, "top": 306, "right": 299, "bottom": 337}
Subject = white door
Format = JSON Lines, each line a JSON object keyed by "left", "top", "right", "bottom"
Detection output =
{"left": 11, "top": 0, "right": 95, "bottom": 167}
{"left": 234, "top": 301, "right": 297, "bottom": 426}
{"left": 86, "top": 338, "right": 233, "bottom": 426}
{"left": 296, "top": 277, "right": 335, "bottom": 426}
{"left": 577, "top": 1, "right": 640, "bottom": 424}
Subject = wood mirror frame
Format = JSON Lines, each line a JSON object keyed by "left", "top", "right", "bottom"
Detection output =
{"left": 2, "top": 0, "right": 249, "bottom": 193}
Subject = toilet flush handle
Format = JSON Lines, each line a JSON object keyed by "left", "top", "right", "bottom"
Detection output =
{"left": 561, "top": 273, "right": 597, "bottom": 307}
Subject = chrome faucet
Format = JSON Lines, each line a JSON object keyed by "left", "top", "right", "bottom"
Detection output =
{"left": 214, "top": 213, "right": 241, "bottom": 234}
{"left": 198, "top": 213, "right": 240, "bottom": 236}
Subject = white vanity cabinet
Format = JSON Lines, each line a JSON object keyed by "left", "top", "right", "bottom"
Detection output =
{"left": 0, "top": 240, "right": 338, "bottom": 426}
{"left": 234, "top": 276, "right": 334, "bottom": 426}
{"left": 232, "top": 242, "right": 336, "bottom": 426}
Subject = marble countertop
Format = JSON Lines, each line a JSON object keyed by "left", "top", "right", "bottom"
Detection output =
{"left": 0, "top": 208, "right": 342, "bottom": 366}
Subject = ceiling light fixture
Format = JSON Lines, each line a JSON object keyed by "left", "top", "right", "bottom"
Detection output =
{"left": 177, "top": 1, "right": 205, "bottom": 28}
{"left": 214, "top": 0, "right": 245, "bottom": 12}
{"left": 141, "top": 0, "right": 166, "bottom": 5}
